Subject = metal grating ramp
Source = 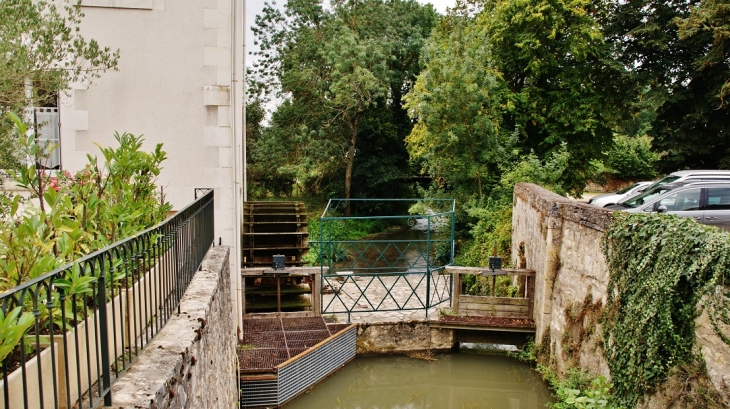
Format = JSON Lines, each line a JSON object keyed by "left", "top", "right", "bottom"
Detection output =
{"left": 239, "top": 316, "right": 357, "bottom": 408}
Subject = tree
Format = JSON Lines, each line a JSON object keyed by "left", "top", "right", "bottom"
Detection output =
{"left": 250, "top": 0, "right": 437, "bottom": 212}
{"left": 482, "top": 0, "right": 620, "bottom": 193}
{"left": 0, "top": 0, "right": 119, "bottom": 169}
{"left": 404, "top": 5, "right": 509, "bottom": 205}
{"left": 406, "top": 0, "right": 619, "bottom": 199}
{"left": 601, "top": 0, "right": 730, "bottom": 171}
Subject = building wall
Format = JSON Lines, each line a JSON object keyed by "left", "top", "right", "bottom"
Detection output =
{"left": 109, "top": 245, "right": 237, "bottom": 409}
{"left": 59, "top": 0, "right": 244, "bottom": 324}
{"left": 59, "top": 0, "right": 239, "bottom": 247}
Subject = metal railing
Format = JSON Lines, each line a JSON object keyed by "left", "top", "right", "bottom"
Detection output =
{"left": 319, "top": 199, "right": 455, "bottom": 321}
{"left": 0, "top": 190, "right": 214, "bottom": 409}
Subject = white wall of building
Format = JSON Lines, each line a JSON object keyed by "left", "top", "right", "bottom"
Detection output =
{"left": 59, "top": 0, "right": 244, "bottom": 332}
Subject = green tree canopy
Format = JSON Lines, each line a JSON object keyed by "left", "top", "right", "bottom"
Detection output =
{"left": 601, "top": 0, "right": 730, "bottom": 170}
{"left": 250, "top": 0, "right": 437, "bottom": 211}
{"left": 0, "top": 0, "right": 119, "bottom": 169}
{"left": 406, "top": 0, "right": 620, "bottom": 199}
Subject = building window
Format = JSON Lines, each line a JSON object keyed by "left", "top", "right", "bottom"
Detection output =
{"left": 30, "top": 107, "right": 61, "bottom": 170}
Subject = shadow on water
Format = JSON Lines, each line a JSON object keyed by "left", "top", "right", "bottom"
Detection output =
{"left": 283, "top": 352, "right": 553, "bottom": 409}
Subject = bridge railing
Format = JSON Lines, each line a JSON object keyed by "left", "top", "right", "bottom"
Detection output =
{"left": 318, "top": 199, "right": 455, "bottom": 321}
{"left": 0, "top": 190, "right": 214, "bottom": 409}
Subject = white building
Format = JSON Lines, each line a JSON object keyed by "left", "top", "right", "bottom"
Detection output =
{"left": 49, "top": 0, "right": 245, "bottom": 331}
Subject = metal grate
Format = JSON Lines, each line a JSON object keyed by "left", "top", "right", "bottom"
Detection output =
{"left": 239, "top": 322, "right": 357, "bottom": 408}
{"left": 285, "top": 330, "right": 330, "bottom": 349}
{"left": 244, "top": 317, "right": 283, "bottom": 333}
{"left": 243, "top": 331, "right": 287, "bottom": 349}
{"left": 327, "top": 323, "right": 352, "bottom": 336}
{"left": 238, "top": 348, "right": 289, "bottom": 374}
{"left": 281, "top": 317, "right": 327, "bottom": 331}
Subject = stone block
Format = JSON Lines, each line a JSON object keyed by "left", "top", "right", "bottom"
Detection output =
{"left": 204, "top": 47, "right": 230, "bottom": 67}
{"left": 204, "top": 126, "right": 231, "bottom": 147}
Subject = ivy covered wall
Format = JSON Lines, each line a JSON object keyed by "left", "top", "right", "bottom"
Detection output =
{"left": 512, "top": 183, "right": 730, "bottom": 408}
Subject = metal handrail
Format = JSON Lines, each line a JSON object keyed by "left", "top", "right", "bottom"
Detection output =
{"left": 318, "top": 198, "right": 455, "bottom": 321}
{"left": 0, "top": 190, "right": 214, "bottom": 409}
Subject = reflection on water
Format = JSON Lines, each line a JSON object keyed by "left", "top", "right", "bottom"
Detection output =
{"left": 284, "top": 353, "right": 553, "bottom": 409}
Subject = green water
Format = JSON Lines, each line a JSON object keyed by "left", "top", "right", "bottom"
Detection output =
{"left": 284, "top": 352, "right": 553, "bottom": 409}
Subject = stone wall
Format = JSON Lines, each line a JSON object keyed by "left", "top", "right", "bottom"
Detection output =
{"left": 356, "top": 322, "right": 454, "bottom": 355}
{"left": 107, "top": 246, "right": 237, "bottom": 409}
{"left": 512, "top": 183, "right": 612, "bottom": 376}
{"left": 511, "top": 182, "right": 730, "bottom": 403}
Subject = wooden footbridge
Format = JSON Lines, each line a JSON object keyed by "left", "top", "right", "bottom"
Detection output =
{"left": 434, "top": 266, "right": 536, "bottom": 346}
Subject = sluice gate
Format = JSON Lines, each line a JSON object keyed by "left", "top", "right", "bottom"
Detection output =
{"left": 243, "top": 201, "right": 312, "bottom": 313}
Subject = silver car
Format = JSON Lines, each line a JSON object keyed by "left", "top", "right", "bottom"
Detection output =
{"left": 617, "top": 169, "right": 730, "bottom": 205}
{"left": 608, "top": 182, "right": 730, "bottom": 231}
{"left": 588, "top": 181, "right": 652, "bottom": 207}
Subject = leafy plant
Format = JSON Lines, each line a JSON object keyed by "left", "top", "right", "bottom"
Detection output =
{"left": 0, "top": 307, "right": 34, "bottom": 363}
{"left": 0, "top": 112, "right": 172, "bottom": 371}
{"left": 597, "top": 134, "right": 661, "bottom": 181}
{"left": 552, "top": 376, "right": 622, "bottom": 409}
{"left": 602, "top": 212, "right": 730, "bottom": 407}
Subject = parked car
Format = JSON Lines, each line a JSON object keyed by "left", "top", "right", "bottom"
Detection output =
{"left": 607, "top": 181, "right": 730, "bottom": 231}
{"left": 617, "top": 170, "right": 730, "bottom": 204}
{"left": 588, "top": 181, "right": 652, "bottom": 207}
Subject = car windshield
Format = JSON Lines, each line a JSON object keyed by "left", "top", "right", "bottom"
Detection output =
{"left": 622, "top": 185, "right": 677, "bottom": 208}
{"left": 643, "top": 175, "right": 680, "bottom": 191}
{"left": 616, "top": 183, "right": 641, "bottom": 194}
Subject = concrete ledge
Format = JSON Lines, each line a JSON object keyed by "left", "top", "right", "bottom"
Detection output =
{"left": 107, "top": 246, "right": 236, "bottom": 409}
{"left": 82, "top": 0, "right": 154, "bottom": 9}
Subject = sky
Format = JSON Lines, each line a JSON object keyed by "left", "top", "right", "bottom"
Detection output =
{"left": 244, "top": 0, "right": 456, "bottom": 73}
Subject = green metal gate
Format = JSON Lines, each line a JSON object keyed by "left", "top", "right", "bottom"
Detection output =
{"left": 318, "top": 199, "right": 455, "bottom": 321}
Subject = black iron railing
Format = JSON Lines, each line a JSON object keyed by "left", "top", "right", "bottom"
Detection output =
{"left": 0, "top": 190, "right": 214, "bottom": 409}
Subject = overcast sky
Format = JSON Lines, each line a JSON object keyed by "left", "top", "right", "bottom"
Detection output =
{"left": 244, "top": 0, "right": 456, "bottom": 71}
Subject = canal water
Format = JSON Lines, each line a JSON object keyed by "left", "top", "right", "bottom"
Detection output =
{"left": 283, "top": 351, "right": 553, "bottom": 408}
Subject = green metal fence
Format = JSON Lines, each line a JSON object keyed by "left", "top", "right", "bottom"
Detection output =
{"left": 318, "top": 199, "right": 455, "bottom": 321}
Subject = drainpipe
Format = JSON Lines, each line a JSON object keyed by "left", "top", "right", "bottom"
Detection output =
{"left": 231, "top": 0, "right": 245, "bottom": 342}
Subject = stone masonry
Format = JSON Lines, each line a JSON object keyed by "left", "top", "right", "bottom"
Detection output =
{"left": 512, "top": 182, "right": 730, "bottom": 404}
{"left": 107, "top": 246, "right": 237, "bottom": 409}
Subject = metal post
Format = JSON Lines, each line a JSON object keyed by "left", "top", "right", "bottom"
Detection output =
{"left": 97, "top": 274, "right": 112, "bottom": 406}
{"left": 426, "top": 215, "right": 431, "bottom": 319}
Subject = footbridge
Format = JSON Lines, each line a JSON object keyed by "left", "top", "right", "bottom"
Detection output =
{"left": 314, "top": 198, "right": 536, "bottom": 343}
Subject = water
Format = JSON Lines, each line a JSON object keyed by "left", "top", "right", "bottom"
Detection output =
{"left": 283, "top": 352, "right": 553, "bottom": 408}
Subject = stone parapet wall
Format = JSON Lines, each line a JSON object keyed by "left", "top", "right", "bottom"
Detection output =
{"left": 512, "top": 184, "right": 612, "bottom": 376}
{"left": 107, "top": 246, "right": 237, "bottom": 409}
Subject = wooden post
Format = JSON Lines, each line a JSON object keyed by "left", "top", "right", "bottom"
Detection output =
{"left": 276, "top": 276, "right": 281, "bottom": 313}
{"left": 452, "top": 272, "right": 462, "bottom": 314}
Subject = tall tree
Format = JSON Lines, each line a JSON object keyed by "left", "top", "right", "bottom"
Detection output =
{"left": 601, "top": 0, "right": 730, "bottom": 170}
{"left": 250, "top": 0, "right": 437, "bottom": 211}
{"left": 404, "top": 6, "right": 508, "bottom": 205}
{"left": 0, "top": 0, "right": 119, "bottom": 169}
{"left": 406, "top": 0, "right": 620, "bottom": 198}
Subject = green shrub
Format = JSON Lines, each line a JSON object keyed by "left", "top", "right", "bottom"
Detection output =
{"left": 0, "top": 112, "right": 172, "bottom": 362}
{"left": 602, "top": 134, "right": 661, "bottom": 181}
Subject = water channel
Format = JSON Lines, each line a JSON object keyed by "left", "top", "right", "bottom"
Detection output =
{"left": 283, "top": 351, "right": 553, "bottom": 408}
{"left": 293, "top": 226, "right": 553, "bottom": 408}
